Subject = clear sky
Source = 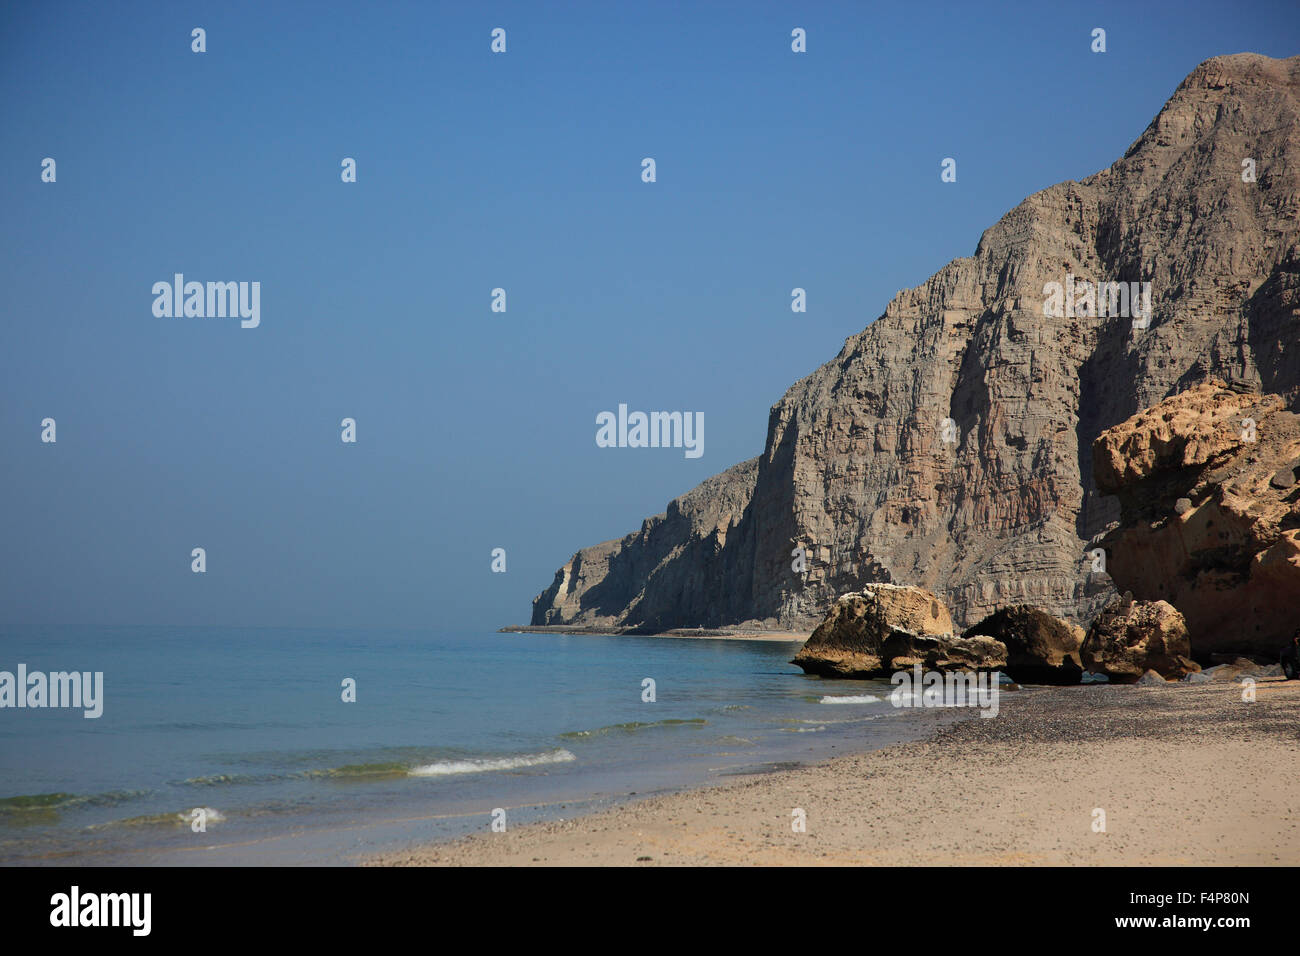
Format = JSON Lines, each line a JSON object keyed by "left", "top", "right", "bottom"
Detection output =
{"left": 2, "top": 1, "right": 1297, "bottom": 632}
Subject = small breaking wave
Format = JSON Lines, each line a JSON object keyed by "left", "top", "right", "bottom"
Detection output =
{"left": 560, "top": 718, "right": 706, "bottom": 739}
{"left": 182, "top": 750, "right": 580, "bottom": 785}
{"left": 0, "top": 790, "right": 152, "bottom": 817}
{"left": 819, "top": 694, "right": 882, "bottom": 704}
{"left": 408, "top": 749, "right": 575, "bottom": 777}
{"left": 0, "top": 792, "right": 79, "bottom": 812}
{"left": 306, "top": 762, "right": 411, "bottom": 780}
{"left": 88, "top": 807, "right": 226, "bottom": 831}
{"left": 178, "top": 772, "right": 277, "bottom": 787}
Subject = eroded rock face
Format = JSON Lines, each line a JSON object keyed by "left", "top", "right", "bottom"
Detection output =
{"left": 1092, "top": 382, "right": 1300, "bottom": 659}
{"left": 961, "top": 605, "right": 1084, "bottom": 685}
{"left": 1081, "top": 596, "right": 1200, "bottom": 681}
{"left": 790, "top": 584, "right": 961, "bottom": 678}
{"left": 533, "top": 53, "right": 1300, "bottom": 634}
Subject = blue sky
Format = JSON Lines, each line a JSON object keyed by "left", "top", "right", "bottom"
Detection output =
{"left": 2, "top": 0, "right": 1297, "bottom": 631}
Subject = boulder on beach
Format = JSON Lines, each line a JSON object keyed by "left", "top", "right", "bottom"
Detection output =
{"left": 961, "top": 605, "right": 1084, "bottom": 685}
{"left": 1081, "top": 596, "right": 1200, "bottom": 682}
{"left": 1202, "top": 658, "right": 1282, "bottom": 682}
{"left": 878, "top": 632, "right": 1008, "bottom": 673}
{"left": 792, "top": 584, "right": 975, "bottom": 678}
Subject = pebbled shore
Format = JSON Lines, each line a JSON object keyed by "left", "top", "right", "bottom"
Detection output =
{"left": 368, "top": 679, "right": 1300, "bottom": 866}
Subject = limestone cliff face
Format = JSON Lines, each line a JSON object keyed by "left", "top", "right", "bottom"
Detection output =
{"left": 532, "top": 53, "right": 1300, "bottom": 632}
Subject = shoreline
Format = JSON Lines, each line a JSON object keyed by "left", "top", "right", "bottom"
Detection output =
{"left": 368, "top": 679, "right": 1300, "bottom": 866}
{"left": 499, "top": 625, "right": 810, "bottom": 642}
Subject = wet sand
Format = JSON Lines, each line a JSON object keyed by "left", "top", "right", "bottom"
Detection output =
{"left": 368, "top": 679, "right": 1300, "bottom": 866}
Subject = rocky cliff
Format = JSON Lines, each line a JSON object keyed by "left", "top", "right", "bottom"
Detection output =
{"left": 531, "top": 457, "right": 760, "bottom": 629}
{"left": 532, "top": 53, "right": 1300, "bottom": 632}
{"left": 1093, "top": 380, "right": 1300, "bottom": 659}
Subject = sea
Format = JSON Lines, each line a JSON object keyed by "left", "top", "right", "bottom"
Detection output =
{"left": 0, "top": 627, "right": 950, "bottom": 865}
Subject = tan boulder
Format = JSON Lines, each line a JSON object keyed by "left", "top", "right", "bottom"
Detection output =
{"left": 791, "top": 584, "right": 960, "bottom": 678}
{"left": 1081, "top": 596, "right": 1200, "bottom": 682}
{"left": 961, "top": 605, "right": 1084, "bottom": 685}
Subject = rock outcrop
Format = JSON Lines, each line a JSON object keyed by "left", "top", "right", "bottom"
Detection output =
{"left": 790, "top": 584, "right": 989, "bottom": 678}
{"left": 1081, "top": 596, "right": 1200, "bottom": 681}
{"left": 532, "top": 54, "right": 1300, "bottom": 634}
{"left": 961, "top": 605, "right": 1084, "bottom": 685}
{"left": 1092, "top": 382, "right": 1300, "bottom": 659}
{"left": 876, "top": 632, "right": 1007, "bottom": 674}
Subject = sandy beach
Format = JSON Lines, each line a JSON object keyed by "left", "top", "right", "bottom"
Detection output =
{"left": 369, "top": 678, "right": 1300, "bottom": 866}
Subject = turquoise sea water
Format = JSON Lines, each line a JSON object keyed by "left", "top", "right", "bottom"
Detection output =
{"left": 0, "top": 627, "right": 934, "bottom": 865}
